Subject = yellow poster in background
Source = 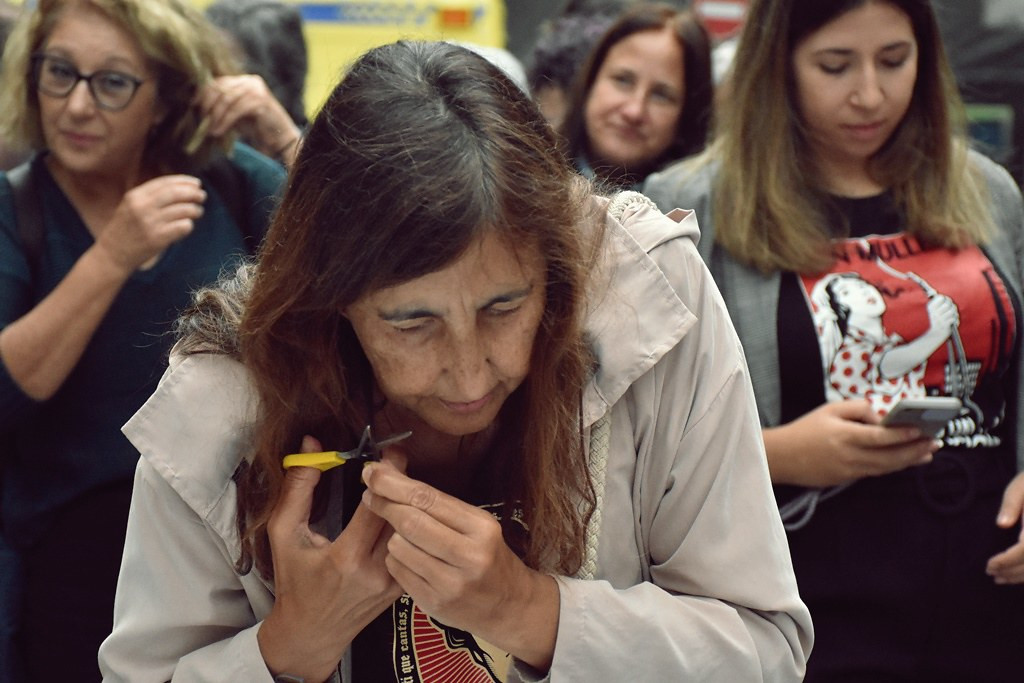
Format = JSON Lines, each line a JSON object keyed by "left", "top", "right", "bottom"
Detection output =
{"left": 190, "top": 0, "right": 507, "bottom": 118}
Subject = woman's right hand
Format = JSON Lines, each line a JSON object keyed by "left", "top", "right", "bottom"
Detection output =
{"left": 257, "top": 436, "right": 404, "bottom": 682}
{"left": 92, "top": 175, "right": 206, "bottom": 275}
{"left": 764, "top": 399, "right": 941, "bottom": 488}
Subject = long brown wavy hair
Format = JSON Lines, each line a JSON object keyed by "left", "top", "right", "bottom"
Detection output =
{"left": 560, "top": 2, "right": 713, "bottom": 183}
{"left": 702, "top": 0, "right": 992, "bottom": 274}
{"left": 178, "top": 40, "right": 600, "bottom": 579}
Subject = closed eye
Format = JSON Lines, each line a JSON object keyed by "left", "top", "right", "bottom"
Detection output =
{"left": 880, "top": 51, "right": 911, "bottom": 70}
{"left": 392, "top": 317, "right": 435, "bottom": 334}
{"left": 879, "top": 43, "right": 913, "bottom": 70}
{"left": 486, "top": 303, "right": 522, "bottom": 317}
{"left": 819, "top": 61, "right": 849, "bottom": 75}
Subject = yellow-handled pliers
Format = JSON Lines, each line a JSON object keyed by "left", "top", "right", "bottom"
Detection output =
{"left": 282, "top": 425, "right": 412, "bottom": 471}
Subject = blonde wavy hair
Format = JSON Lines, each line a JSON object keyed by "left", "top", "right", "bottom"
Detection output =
{"left": 0, "top": 0, "right": 238, "bottom": 171}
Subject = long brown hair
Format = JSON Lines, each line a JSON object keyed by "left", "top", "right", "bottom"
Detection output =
{"left": 180, "top": 40, "right": 599, "bottom": 579}
{"left": 561, "top": 2, "right": 713, "bottom": 183}
{"left": 703, "top": 0, "right": 991, "bottom": 274}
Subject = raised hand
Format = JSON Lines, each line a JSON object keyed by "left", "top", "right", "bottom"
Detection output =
{"left": 925, "top": 294, "right": 959, "bottom": 333}
{"left": 93, "top": 174, "right": 205, "bottom": 273}
{"left": 198, "top": 74, "right": 302, "bottom": 163}
{"left": 257, "top": 436, "right": 404, "bottom": 681}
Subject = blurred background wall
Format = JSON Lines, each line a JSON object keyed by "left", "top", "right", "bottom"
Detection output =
{"left": 3, "top": 0, "right": 1020, "bottom": 181}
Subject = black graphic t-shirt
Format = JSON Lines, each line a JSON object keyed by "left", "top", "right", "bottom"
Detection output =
{"left": 351, "top": 501, "right": 527, "bottom": 682}
{"left": 778, "top": 192, "right": 1019, "bottom": 455}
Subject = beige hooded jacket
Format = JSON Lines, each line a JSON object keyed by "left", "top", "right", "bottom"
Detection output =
{"left": 99, "top": 195, "right": 812, "bottom": 682}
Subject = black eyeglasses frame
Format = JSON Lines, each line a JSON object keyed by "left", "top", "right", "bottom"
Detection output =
{"left": 30, "top": 53, "right": 146, "bottom": 112}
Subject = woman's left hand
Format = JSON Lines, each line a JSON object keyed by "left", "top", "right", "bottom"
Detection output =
{"left": 987, "top": 471, "right": 1024, "bottom": 584}
{"left": 361, "top": 459, "right": 559, "bottom": 671}
{"left": 198, "top": 75, "right": 302, "bottom": 164}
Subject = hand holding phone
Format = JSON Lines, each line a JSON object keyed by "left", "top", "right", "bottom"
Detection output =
{"left": 881, "top": 396, "right": 962, "bottom": 438}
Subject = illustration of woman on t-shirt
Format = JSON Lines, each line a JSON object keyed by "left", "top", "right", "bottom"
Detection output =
{"left": 810, "top": 271, "right": 959, "bottom": 417}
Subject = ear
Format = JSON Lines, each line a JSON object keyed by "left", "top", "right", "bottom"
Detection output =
{"left": 146, "top": 102, "right": 168, "bottom": 138}
{"left": 152, "top": 101, "right": 168, "bottom": 127}
{"left": 149, "top": 81, "right": 169, "bottom": 128}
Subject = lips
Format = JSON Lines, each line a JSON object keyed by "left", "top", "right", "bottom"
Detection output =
{"left": 441, "top": 391, "right": 494, "bottom": 414}
{"left": 61, "top": 130, "right": 101, "bottom": 147}
{"left": 842, "top": 121, "right": 885, "bottom": 142}
{"left": 609, "top": 123, "right": 645, "bottom": 142}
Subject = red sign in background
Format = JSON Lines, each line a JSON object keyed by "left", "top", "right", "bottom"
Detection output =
{"left": 693, "top": 0, "right": 749, "bottom": 41}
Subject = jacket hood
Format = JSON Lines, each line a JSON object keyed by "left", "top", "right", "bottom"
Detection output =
{"left": 582, "top": 196, "right": 698, "bottom": 427}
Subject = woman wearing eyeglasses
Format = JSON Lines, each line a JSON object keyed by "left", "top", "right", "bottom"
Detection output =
{"left": 0, "top": 0, "right": 294, "bottom": 679}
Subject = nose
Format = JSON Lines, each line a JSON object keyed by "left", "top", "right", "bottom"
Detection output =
{"left": 620, "top": 90, "right": 647, "bottom": 123}
{"left": 65, "top": 79, "right": 97, "bottom": 116}
{"left": 445, "top": 328, "right": 492, "bottom": 401}
{"left": 851, "top": 65, "right": 884, "bottom": 109}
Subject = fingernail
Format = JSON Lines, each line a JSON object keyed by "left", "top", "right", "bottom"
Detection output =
{"left": 361, "top": 462, "right": 376, "bottom": 484}
{"left": 997, "top": 513, "right": 1012, "bottom": 526}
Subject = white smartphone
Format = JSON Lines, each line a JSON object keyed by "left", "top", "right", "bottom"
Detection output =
{"left": 881, "top": 396, "right": 962, "bottom": 437}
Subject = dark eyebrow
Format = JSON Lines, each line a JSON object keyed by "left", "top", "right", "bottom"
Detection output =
{"left": 378, "top": 307, "right": 436, "bottom": 323}
{"left": 879, "top": 42, "right": 913, "bottom": 54}
{"left": 813, "top": 41, "right": 912, "bottom": 58}
{"left": 815, "top": 49, "right": 852, "bottom": 58}
{"left": 377, "top": 285, "right": 535, "bottom": 322}
{"left": 484, "top": 285, "right": 533, "bottom": 306}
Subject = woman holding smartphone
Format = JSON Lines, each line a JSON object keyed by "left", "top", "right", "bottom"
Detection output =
{"left": 644, "top": 0, "right": 1024, "bottom": 679}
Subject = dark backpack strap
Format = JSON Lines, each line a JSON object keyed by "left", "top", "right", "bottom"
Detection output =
{"left": 6, "top": 159, "right": 46, "bottom": 284}
{"left": 202, "top": 155, "right": 260, "bottom": 257}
